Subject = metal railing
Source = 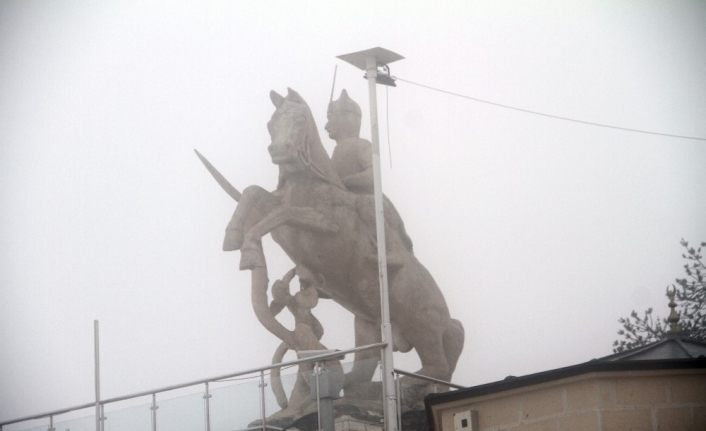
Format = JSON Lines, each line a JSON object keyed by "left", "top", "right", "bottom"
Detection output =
{"left": 0, "top": 343, "right": 384, "bottom": 430}
{"left": 393, "top": 369, "right": 465, "bottom": 390}
{"left": 1, "top": 343, "right": 464, "bottom": 431}
{"left": 391, "top": 368, "right": 466, "bottom": 429}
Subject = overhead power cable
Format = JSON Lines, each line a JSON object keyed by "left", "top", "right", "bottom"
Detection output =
{"left": 393, "top": 76, "right": 706, "bottom": 142}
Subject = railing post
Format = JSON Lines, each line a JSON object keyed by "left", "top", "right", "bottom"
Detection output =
{"left": 99, "top": 403, "right": 106, "bottom": 431}
{"left": 203, "top": 382, "right": 212, "bottom": 431}
{"left": 394, "top": 372, "right": 402, "bottom": 431}
{"left": 94, "top": 320, "right": 101, "bottom": 431}
{"left": 48, "top": 415, "right": 55, "bottom": 431}
{"left": 150, "top": 393, "right": 158, "bottom": 431}
{"left": 314, "top": 361, "right": 321, "bottom": 431}
{"left": 313, "top": 360, "right": 341, "bottom": 431}
{"left": 259, "top": 370, "right": 267, "bottom": 431}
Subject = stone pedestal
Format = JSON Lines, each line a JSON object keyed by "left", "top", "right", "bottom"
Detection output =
{"left": 279, "top": 408, "right": 428, "bottom": 431}
{"left": 335, "top": 415, "right": 383, "bottom": 431}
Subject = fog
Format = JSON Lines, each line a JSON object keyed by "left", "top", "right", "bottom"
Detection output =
{"left": 2, "top": 0, "right": 705, "bottom": 422}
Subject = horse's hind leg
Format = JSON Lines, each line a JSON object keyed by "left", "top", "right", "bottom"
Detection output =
{"left": 345, "top": 316, "right": 381, "bottom": 387}
{"left": 443, "top": 319, "right": 464, "bottom": 377}
{"left": 395, "top": 325, "right": 451, "bottom": 409}
{"left": 224, "top": 185, "right": 278, "bottom": 251}
{"left": 408, "top": 325, "right": 451, "bottom": 382}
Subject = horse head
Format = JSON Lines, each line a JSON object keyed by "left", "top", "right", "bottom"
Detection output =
{"left": 268, "top": 88, "right": 343, "bottom": 189}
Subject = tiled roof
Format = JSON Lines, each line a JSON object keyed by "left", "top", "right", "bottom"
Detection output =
{"left": 600, "top": 336, "right": 706, "bottom": 361}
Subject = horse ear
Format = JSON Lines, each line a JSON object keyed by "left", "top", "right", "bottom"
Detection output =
{"left": 286, "top": 87, "right": 304, "bottom": 103}
{"left": 270, "top": 90, "right": 285, "bottom": 108}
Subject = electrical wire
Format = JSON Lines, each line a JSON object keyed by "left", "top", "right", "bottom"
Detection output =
{"left": 393, "top": 76, "right": 706, "bottom": 142}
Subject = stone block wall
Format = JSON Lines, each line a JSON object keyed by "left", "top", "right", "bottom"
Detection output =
{"left": 438, "top": 370, "right": 706, "bottom": 431}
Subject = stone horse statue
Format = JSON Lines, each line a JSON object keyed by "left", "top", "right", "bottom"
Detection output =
{"left": 198, "top": 88, "right": 464, "bottom": 388}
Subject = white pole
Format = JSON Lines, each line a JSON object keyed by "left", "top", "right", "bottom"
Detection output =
{"left": 365, "top": 55, "right": 399, "bottom": 431}
{"left": 94, "top": 320, "right": 101, "bottom": 431}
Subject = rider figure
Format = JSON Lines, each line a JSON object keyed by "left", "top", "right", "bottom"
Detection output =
{"left": 325, "top": 90, "right": 374, "bottom": 193}
{"left": 325, "top": 90, "right": 413, "bottom": 266}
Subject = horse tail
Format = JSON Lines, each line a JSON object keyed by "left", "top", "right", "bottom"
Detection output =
{"left": 270, "top": 341, "right": 291, "bottom": 409}
{"left": 443, "top": 318, "right": 465, "bottom": 377}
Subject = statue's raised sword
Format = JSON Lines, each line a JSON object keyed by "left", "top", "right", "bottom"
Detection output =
{"left": 193, "top": 149, "right": 241, "bottom": 202}
{"left": 194, "top": 148, "right": 299, "bottom": 348}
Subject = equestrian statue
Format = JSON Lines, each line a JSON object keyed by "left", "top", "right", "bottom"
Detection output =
{"left": 196, "top": 88, "right": 464, "bottom": 417}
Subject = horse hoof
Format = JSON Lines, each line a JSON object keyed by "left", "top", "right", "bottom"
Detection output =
{"left": 223, "top": 229, "right": 244, "bottom": 251}
{"left": 240, "top": 249, "right": 265, "bottom": 270}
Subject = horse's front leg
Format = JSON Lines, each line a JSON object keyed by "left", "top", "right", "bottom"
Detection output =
{"left": 239, "top": 206, "right": 339, "bottom": 270}
{"left": 224, "top": 185, "right": 280, "bottom": 251}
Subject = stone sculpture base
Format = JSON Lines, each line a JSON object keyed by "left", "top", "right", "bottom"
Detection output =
{"left": 335, "top": 415, "right": 382, "bottom": 431}
{"left": 266, "top": 408, "right": 428, "bottom": 431}
{"left": 249, "top": 379, "right": 437, "bottom": 431}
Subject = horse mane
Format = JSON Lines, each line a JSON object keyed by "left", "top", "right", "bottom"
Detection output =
{"left": 278, "top": 89, "right": 344, "bottom": 190}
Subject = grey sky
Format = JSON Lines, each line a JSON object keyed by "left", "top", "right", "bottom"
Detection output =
{"left": 2, "top": 0, "right": 705, "bottom": 423}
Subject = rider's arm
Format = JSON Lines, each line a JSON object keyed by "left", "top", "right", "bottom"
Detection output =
{"left": 342, "top": 142, "right": 374, "bottom": 193}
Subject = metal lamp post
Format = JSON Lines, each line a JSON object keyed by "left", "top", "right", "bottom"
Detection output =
{"left": 337, "top": 47, "right": 404, "bottom": 431}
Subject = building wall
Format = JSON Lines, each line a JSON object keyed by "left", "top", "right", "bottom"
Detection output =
{"left": 435, "top": 369, "right": 706, "bottom": 431}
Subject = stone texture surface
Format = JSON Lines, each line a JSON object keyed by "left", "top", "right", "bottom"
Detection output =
{"left": 693, "top": 406, "right": 706, "bottom": 430}
{"left": 597, "top": 380, "right": 617, "bottom": 409}
{"left": 670, "top": 375, "right": 706, "bottom": 403}
{"left": 509, "top": 418, "right": 558, "bottom": 431}
{"left": 335, "top": 417, "right": 383, "bottom": 431}
{"left": 435, "top": 370, "right": 706, "bottom": 431}
{"left": 565, "top": 381, "right": 601, "bottom": 412}
{"left": 656, "top": 406, "right": 693, "bottom": 431}
{"left": 614, "top": 377, "right": 667, "bottom": 406}
{"left": 475, "top": 398, "right": 521, "bottom": 429}
{"left": 521, "top": 388, "right": 564, "bottom": 420}
{"left": 601, "top": 408, "right": 653, "bottom": 431}
{"left": 557, "top": 411, "right": 599, "bottom": 431}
